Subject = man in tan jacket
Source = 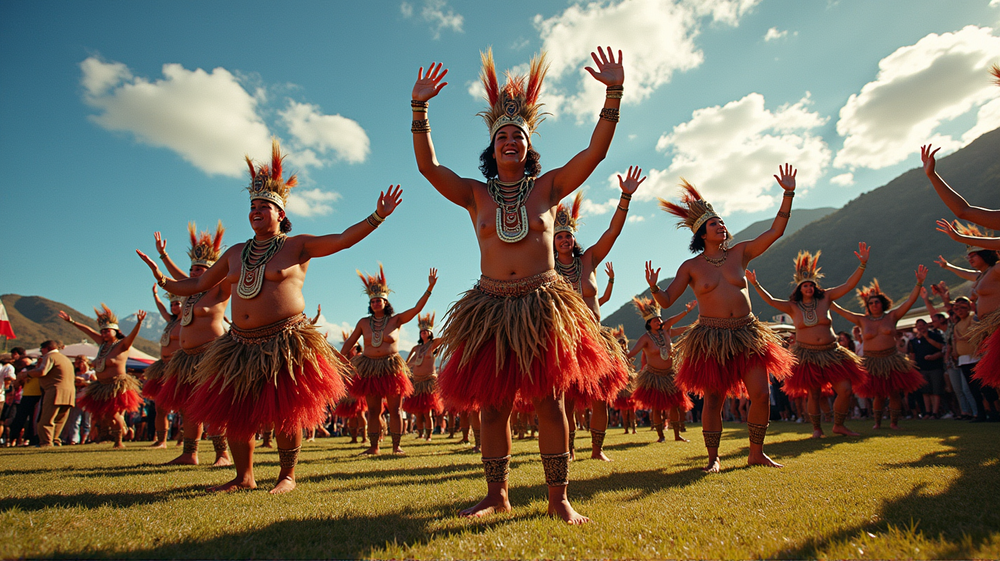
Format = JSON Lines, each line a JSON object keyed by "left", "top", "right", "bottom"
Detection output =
{"left": 26, "top": 340, "right": 76, "bottom": 446}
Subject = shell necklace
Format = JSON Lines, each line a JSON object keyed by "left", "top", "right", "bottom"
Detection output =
{"left": 237, "top": 234, "right": 286, "bottom": 300}
{"left": 797, "top": 299, "right": 819, "bottom": 327}
{"left": 648, "top": 328, "right": 671, "bottom": 361}
{"left": 487, "top": 176, "right": 535, "bottom": 243}
{"left": 369, "top": 314, "right": 388, "bottom": 348}
{"left": 556, "top": 255, "right": 583, "bottom": 293}
{"left": 411, "top": 342, "right": 428, "bottom": 366}
{"left": 93, "top": 340, "right": 119, "bottom": 374}
{"left": 703, "top": 248, "right": 727, "bottom": 267}
{"left": 180, "top": 292, "right": 206, "bottom": 326}
{"left": 160, "top": 317, "right": 180, "bottom": 347}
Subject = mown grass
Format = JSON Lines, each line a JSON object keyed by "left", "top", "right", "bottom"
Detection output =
{"left": 1, "top": 419, "right": 998, "bottom": 559}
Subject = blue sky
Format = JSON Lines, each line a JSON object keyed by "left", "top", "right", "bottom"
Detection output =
{"left": 2, "top": 0, "right": 998, "bottom": 348}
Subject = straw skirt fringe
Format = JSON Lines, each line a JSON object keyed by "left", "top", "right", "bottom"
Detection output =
{"left": 783, "top": 342, "right": 868, "bottom": 398}
{"left": 856, "top": 350, "right": 924, "bottom": 398}
{"left": 78, "top": 375, "right": 142, "bottom": 419}
{"left": 349, "top": 353, "right": 414, "bottom": 399}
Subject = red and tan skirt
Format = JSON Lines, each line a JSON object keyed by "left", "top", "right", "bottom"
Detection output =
{"left": 333, "top": 395, "right": 368, "bottom": 418}
{"left": 348, "top": 353, "right": 414, "bottom": 399}
{"left": 855, "top": 348, "right": 925, "bottom": 398}
{"left": 783, "top": 341, "right": 868, "bottom": 398}
{"left": 971, "top": 308, "right": 1000, "bottom": 388}
{"left": 566, "top": 325, "right": 630, "bottom": 403}
{"left": 186, "top": 314, "right": 351, "bottom": 441}
{"left": 674, "top": 314, "right": 794, "bottom": 397}
{"left": 402, "top": 374, "right": 444, "bottom": 414}
{"left": 141, "top": 358, "right": 167, "bottom": 400}
{"left": 438, "top": 270, "right": 612, "bottom": 411}
{"left": 77, "top": 375, "right": 142, "bottom": 419}
{"left": 154, "top": 342, "right": 212, "bottom": 413}
{"left": 632, "top": 365, "right": 693, "bottom": 411}
{"left": 612, "top": 372, "right": 637, "bottom": 411}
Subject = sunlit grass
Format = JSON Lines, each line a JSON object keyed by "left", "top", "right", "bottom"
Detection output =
{"left": 2, "top": 419, "right": 997, "bottom": 559}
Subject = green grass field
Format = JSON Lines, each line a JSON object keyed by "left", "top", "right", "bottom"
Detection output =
{"left": 2, "top": 419, "right": 998, "bottom": 559}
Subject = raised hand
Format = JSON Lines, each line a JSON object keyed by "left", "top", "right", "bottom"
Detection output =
{"left": 934, "top": 255, "right": 950, "bottom": 269}
{"left": 135, "top": 310, "right": 147, "bottom": 323}
{"left": 774, "top": 163, "right": 797, "bottom": 192}
{"left": 916, "top": 264, "right": 929, "bottom": 283}
{"left": 854, "top": 242, "right": 870, "bottom": 264}
{"left": 935, "top": 218, "right": 963, "bottom": 241}
{"left": 584, "top": 46, "right": 624, "bottom": 87}
{"left": 921, "top": 144, "right": 941, "bottom": 176}
{"left": 58, "top": 310, "right": 72, "bottom": 323}
{"left": 617, "top": 166, "right": 646, "bottom": 196}
{"left": 136, "top": 249, "right": 160, "bottom": 273}
{"left": 154, "top": 232, "right": 167, "bottom": 255}
{"left": 605, "top": 261, "right": 614, "bottom": 279}
{"left": 685, "top": 300, "right": 698, "bottom": 312}
{"left": 413, "top": 63, "right": 448, "bottom": 102}
{"left": 644, "top": 260, "right": 660, "bottom": 289}
{"left": 745, "top": 269, "right": 758, "bottom": 285}
{"left": 428, "top": 267, "right": 439, "bottom": 289}
{"left": 377, "top": 185, "right": 403, "bottom": 217}
{"left": 920, "top": 286, "right": 929, "bottom": 299}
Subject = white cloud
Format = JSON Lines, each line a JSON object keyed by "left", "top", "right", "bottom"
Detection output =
{"left": 285, "top": 188, "right": 343, "bottom": 217}
{"left": 532, "top": 0, "right": 759, "bottom": 121}
{"left": 649, "top": 92, "right": 831, "bottom": 213}
{"left": 279, "top": 101, "right": 370, "bottom": 165}
{"left": 400, "top": 2, "right": 413, "bottom": 18}
{"left": 764, "top": 27, "right": 788, "bottom": 42}
{"left": 830, "top": 172, "right": 855, "bottom": 186}
{"left": 80, "top": 57, "right": 272, "bottom": 177}
{"left": 627, "top": 215, "right": 646, "bottom": 222}
{"left": 312, "top": 315, "right": 355, "bottom": 345}
{"left": 834, "top": 26, "right": 1000, "bottom": 170}
{"left": 401, "top": 0, "right": 463, "bottom": 39}
{"left": 579, "top": 196, "right": 619, "bottom": 217}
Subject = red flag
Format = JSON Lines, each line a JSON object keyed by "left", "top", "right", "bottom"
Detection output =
{"left": 0, "top": 301, "right": 15, "bottom": 339}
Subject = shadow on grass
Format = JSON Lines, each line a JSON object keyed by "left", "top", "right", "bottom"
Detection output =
{"left": 298, "top": 461, "right": 487, "bottom": 488}
{"left": 0, "top": 484, "right": 208, "bottom": 513}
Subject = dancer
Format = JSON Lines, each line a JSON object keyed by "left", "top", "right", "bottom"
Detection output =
{"left": 412, "top": 46, "right": 623, "bottom": 523}
{"left": 646, "top": 171, "right": 797, "bottom": 472}
{"left": 333, "top": 329, "right": 368, "bottom": 445}
{"left": 152, "top": 224, "right": 231, "bottom": 467}
{"left": 59, "top": 305, "right": 145, "bottom": 448}
{"left": 746, "top": 244, "right": 870, "bottom": 438}
{"left": 832, "top": 268, "right": 929, "bottom": 429}
{"left": 403, "top": 313, "right": 444, "bottom": 441}
{"left": 139, "top": 139, "right": 397, "bottom": 493}
{"left": 143, "top": 286, "right": 183, "bottom": 448}
{"left": 628, "top": 298, "right": 697, "bottom": 443}
{"left": 609, "top": 326, "right": 637, "bottom": 435}
{"left": 555, "top": 169, "right": 640, "bottom": 461}
{"left": 343, "top": 266, "right": 436, "bottom": 455}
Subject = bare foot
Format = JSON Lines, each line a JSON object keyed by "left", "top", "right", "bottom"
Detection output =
{"left": 460, "top": 494, "right": 512, "bottom": 518}
{"left": 361, "top": 445, "right": 380, "bottom": 456}
{"left": 213, "top": 455, "right": 232, "bottom": 467}
{"left": 889, "top": 423, "right": 902, "bottom": 430}
{"left": 702, "top": 458, "right": 721, "bottom": 473}
{"left": 269, "top": 476, "right": 296, "bottom": 494}
{"left": 569, "top": 449, "right": 576, "bottom": 461}
{"left": 748, "top": 451, "right": 783, "bottom": 468}
{"left": 674, "top": 435, "right": 689, "bottom": 442}
{"left": 150, "top": 441, "right": 167, "bottom": 449}
{"left": 208, "top": 477, "right": 257, "bottom": 493}
{"left": 349, "top": 437, "right": 358, "bottom": 444}
{"left": 392, "top": 447, "right": 406, "bottom": 455}
{"left": 547, "top": 499, "right": 590, "bottom": 525}
{"left": 113, "top": 442, "right": 126, "bottom": 449}
{"left": 811, "top": 430, "right": 825, "bottom": 439}
{"left": 165, "top": 453, "right": 198, "bottom": 465}
{"left": 832, "top": 425, "right": 861, "bottom": 437}
{"left": 656, "top": 435, "right": 666, "bottom": 443}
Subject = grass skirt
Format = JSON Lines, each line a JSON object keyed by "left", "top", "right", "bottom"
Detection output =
{"left": 333, "top": 395, "right": 367, "bottom": 417}
{"left": 856, "top": 348, "right": 924, "bottom": 398}
{"left": 632, "top": 365, "right": 693, "bottom": 411}
{"left": 438, "top": 271, "right": 611, "bottom": 411}
{"left": 675, "top": 315, "right": 794, "bottom": 397}
{"left": 567, "top": 326, "right": 630, "bottom": 403}
{"left": 155, "top": 343, "right": 210, "bottom": 413}
{"left": 783, "top": 342, "right": 867, "bottom": 398}
{"left": 348, "top": 353, "right": 414, "bottom": 399}
{"left": 186, "top": 314, "right": 351, "bottom": 441}
{"left": 77, "top": 376, "right": 142, "bottom": 419}
{"left": 141, "top": 359, "right": 167, "bottom": 400}
{"left": 613, "top": 372, "right": 637, "bottom": 411}
{"left": 403, "top": 375, "right": 443, "bottom": 414}
{"left": 971, "top": 308, "right": 1000, "bottom": 388}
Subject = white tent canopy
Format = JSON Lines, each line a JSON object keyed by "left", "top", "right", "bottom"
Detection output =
{"left": 26, "top": 340, "right": 156, "bottom": 368}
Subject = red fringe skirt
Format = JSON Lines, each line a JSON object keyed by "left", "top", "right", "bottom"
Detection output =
{"left": 402, "top": 375, "right": 444, "bottom": 414}
{"left": 154, "top": 343, "right": 211, "bottom": 413}
{"left": 141, "top": 359, "right": 167, "bottom": 400}
{"left": 972, "top": 308, "right": 1000, "bottom": 388}
{"left": 783, "top": 342, "right": 868, "bottom": 398}
{"left": 348, "top": 353, "right": 414, "bottom": 399}
{"left": 855, "top": 348, "right": 925, "bottom": 398}
{"left": 675, "top": 315, "right": 794, "bottom": 397}
{"left": 77, "top": 376, "right": 143, "bottom": 419}
{"left": 632, "top": 365, "right": 693, "bottom": 411}
{"left": 566, "top": 326, "right": 631, "bottom": 403}
{"left": 333, "top": 395, "right": 368, "bottom": 417}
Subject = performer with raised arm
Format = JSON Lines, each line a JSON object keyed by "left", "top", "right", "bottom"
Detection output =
{"left": 342, "top": 266, "right": 437, "bottom": 455}
{"left": 59, "top": 305, "right": 145, "bottom": 448}
{"left": 555, "top": 168, "right": 641, "bottom": 461}
{"left": 646, "top": 171, "right": 797, "bottom": 472}
{"left": 138, "top": 140, "right": 399, "bottom": 493}
{"left": 627, "top": 297, "right": 697, "bottom": 443}
{"left": 411, "top": 46, "right": 623, "bottom": 524}
{"left": 745, "top": 244, "right": 870, "bottom": 438}
{"left": 832, "top": 267, "right": 929, "bottom": 429}
{"left": 609, "top": 326, "right": 638, "bottom": 435}
{"left": 143, "top": 286, "right": 183, "bottom": 448}
{"left": 151, "top": 224, "right": 231, "bottom": 467}
{"left": 333, "top": 329, "right": 368, "bottom": 445}
{"left": 404, "top": 313, "right": 444, "bottom": 441}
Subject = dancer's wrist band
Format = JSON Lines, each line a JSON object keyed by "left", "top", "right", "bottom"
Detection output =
{"left": 411, "top": 100, "right": 428, "bottom": 112}
{"left": 606, "top": 85, "right": 624, "bottom": 99}
{"left": 159, "top": 252, "right": 168, "bottom": 260}
{"left": 859, "top": 262, "right": 867, "bottom": 270}
{"left": 783, "top": 191, "right": 795, "bottom": 198}
{"left": 600, "top": 108, "right": 619, "bottom": 122}
{"left": 411, "top": 119, "right": 430, "bottom": 133}
{"left": 650, "top": 285, "right": 660, "bottom": 294}
{"left": 777, "top": 210, "right": 790, "bottom": 219}
{"left": 367, "top": 211, "right": 386, "bottom": 228}
{"left": 620, "top": 192, "right": 632, "bottom": 201}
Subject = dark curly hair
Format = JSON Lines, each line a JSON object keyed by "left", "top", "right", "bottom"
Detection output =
{"left": 280, "top": 217, "right": 292, "bottom": 233}
{"left": 688, "top": 220, "right": 733, "bottom": 253}
{"left": 972, "top": 249, "right": 999, "bottom": 266}
{"left": 367, "top": 301, "right": 394, "bottom": 317}
{"left": 790, "top": 281, "right": 826, "bottom": 302}
{"left": 479, "top": 145, "right": 542, "bottom": 179}
{"left": 865, "top": 294, "right": 892, "bottom": 315}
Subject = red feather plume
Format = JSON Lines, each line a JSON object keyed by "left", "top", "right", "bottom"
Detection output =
{"left": 481, "top": 49, "right": 499, "bottom": 106}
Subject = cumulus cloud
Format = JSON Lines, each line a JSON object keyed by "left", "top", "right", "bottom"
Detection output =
{"left": 80, "top": 57, "right": 272, "bottom": 177}
{"left": 532, "top": 0, "right": 759, "bottom": 121}
{"left": 285, "top": 188, "right": 343, "bottom": 218}
{"left": 279, "top": 101, "right": 370, "bottom": 165}
{"left": 648, "top": 92, "right": 831, "bottom": 213}
{"left": 401, "top": 0, "right": 463, "bottom": 39}
{"left": 830, "top": 172, "right": 855, "bottom": 186}
{"left": 579, "top": 195, "right": 620, "bottom": 217}
{"left": 627, "top": 215, "right": 646, "bottom": 223}
{"left": 312, "top": 316, "right": 354, "bottom": 344}
{"left": 834, "top": 26, "right": 1000, "bottom": 170}
{"left": 764, "top": 27, "right": 788, "bottom": 41}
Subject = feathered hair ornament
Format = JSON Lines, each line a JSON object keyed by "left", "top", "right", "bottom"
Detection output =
{"left": 792, "top": 250, "right": 824, "bottom": 287}
{"left": 610, "top": 324, "right": 628, "bottom": 346}
{"left": 478, "top": 48, "right": 549, "bottom": 141}
{"left": 357, "top": 264, "right": 391, "bottom": 301}
{"left": 166, "top": 292, "right": 186, "bottom": 304}
{"left": 554, "top": 191, "right": 583, "bottom": 235}
{"left": 341, "top": 329, "right": 352, "bottom": 345}
{"left": 246, "top": 138, "right": 298, "bottom": 211}
{"left": 954, "top": 221, "right": 996, "bottom": 254}
{"left": 658, "top": 180, "right": 725, "bottom": 236}
{"left": 632, "top": 296, "right": 661, "bottom": 322}
{"left": 417, "top": 312, "right": 435, "bottom": 332}
{"left": 991, "top": 63, "right": 1000, "bottom": 87}
{"left": 94, "top": 303, "right": 119, "bottom": 331}
{"left": 187, "top": 220, "right": 225, "bottom": 267}
{"left": 856, "top": 278, "right": 892, "bottom": 310}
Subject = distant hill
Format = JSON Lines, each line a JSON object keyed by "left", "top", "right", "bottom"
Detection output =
{"left": 1, "top": 294, "right": 161, "bottom": 357}
{"left": 730, "top": 207, "right": 837, "bottom": 244}
{"left": 605, "top": 126, "right": 1000, "bottom": 342}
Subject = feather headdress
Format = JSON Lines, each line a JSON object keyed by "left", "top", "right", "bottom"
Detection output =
{"left": 554, "top": 192, "right": 583, "bottom": 235}
{"left": 94, "top": 303, "right": 119, "bottom": 331}
{"left": 357, "top": 264, "right": 391, "bottom": 301}
{"left": 187, "top": 221, "right": 225, "bottom": 267}
{"left": 166, "top": 292, "right": 186, "bottom": 304}
{"left": 792, "top": 250, "right": 824, "bottom": 287}
{"left": 478, "top": 48, "right": 549, "bottom": 141}
{"left": 955, "top": 221, "right": 996, "bottom": 254}
{"left": 633, "top": 296, "right": 661, "bottom": 322}
{"left": 856, "top": 278, "right": 892, "bottom": 310}
{"left": 610, "top": 324, "right": 628, "bottom": 346}
{"left": 417, "top": 312, "right": 435, "bottom": 332}
{"left": 991, "top": 63, "right": 1000, "bottom": 87}
{"left": 659, "top": 180, "right": 724, "bottom": 236}
{"left": 246, "top": 138, "right": 298, "bottom": 211}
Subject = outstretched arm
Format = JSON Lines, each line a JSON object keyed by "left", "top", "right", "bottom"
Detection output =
{"left": 119, "top": 311, "right": 146, "bottom": 353}
{"left": 645, "top": 260, "right": 691, "bottom": 311}
{"left": 154, "top": 232, "right": 188, "bottom": 279}
{"left": 550, "top": 47, "right": 624, "bottom": 202}
{"left": 890, "top": 265, "right": 929, "bottom": 320}
{"left": 743, "top": 164, "right": 796, "bottom": 262}
{"left": 825, "top": 242, "right": 871, "bottom": 300}
{"left": 137, "top": 246, "right": 231, "bottom": 296}
{"left": 663, "top": 300, "right": 697, "bottom": 329}
{"left": 921, "top": 287, "right": 943, "bottom": 317}
{"left": 922, "top": 144, "right": 1000, "bottom": 229}
{"left": 934, "top": 255, "right": 979, "bottom": 282}
{"left": 57, "top": 311, "right": 102, "bottom": 344}
{"left": 341, "top": 321, "right": 363, "bottom": 357}
{"left": 831, "top": 302, "right": 864, "bottom": 326}
{"left": 310, "top": 304, "right": 322, "bottom": 325}
{"left": 586, "top": 167, "right": 644, "bottom": 267}
{"left": 745, "top": 270, "right": 793, "bottom": 314}
{"left": 627, "top": 337, "right": 645, "bottom": 359}
{"left": 151, "top": 286, "right": 171, "bottom": 322}
{"left": 936, "top": 219, "right": 1000, "bottom": 250}
{"left": 302, "top": 187, "right": 403, "bottom": 260}
{"left": 394, "top": 269, "right": 438, "bottom": 325}
{"left": 598, "top": 262, "right": 614, "bottom": 306}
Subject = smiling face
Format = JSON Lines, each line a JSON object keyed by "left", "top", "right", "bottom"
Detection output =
{"left": 99, "top": 328, "right": 116, "bottom": 343}
{"left": 169, "top": 300, "right": 182, "bottom": 316}
{"left": 493, "top": 125, "right": 529, "bottom": 166}
{"left": 800, "top": 282, "right": 816, "bottom": 299}
{"left": 249, "top": 199, "right": 284, "bottom": 236}
{"left": 649, "top": 317, "right": 663, "bottom": 331}
{"left": 867, "top": 297, "right": 884, "bottom": 316}
{"left": 701, "top": 217, "right": 729, "bottom": 246}
{"left": 554, "top": 231, "right": 575, "bottom": 256}
{"left": 419, "top": 329, "right": 432, "bottom": 344}
{"left": 370, "top": 297, "right": 386, "bottom": 314}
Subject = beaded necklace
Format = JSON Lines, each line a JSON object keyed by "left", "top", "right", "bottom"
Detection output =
{"left": 556, "top": 256, "right": 583, "bottom": 293}
{"left": 369, "top": 314, "right": 388, "bottom": 348}
{"left": 93, "top": 340, "right": 119, "bottom": 374}
{"left": 797, "top": 299, "right": 819, "bottom": 327}
{"left": 237, "top": 234, "right": 286, "bottom": 300}
{"left": 487, "top": 176, "right": 535, "bottom": 243}
{"left": 411, "top": 342, "right": 428, "bottom": 366}
{"left": 648, "top": 328, "right": 671, "bottom": 361}
{"left": 160, "top": 317, "right": 179, "bottom": 347}
{"left": 703, "top": 249, "right": 727, "bottom": 267}
{"left": 180, "top": 292, "right": 206, "bottom": 326}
